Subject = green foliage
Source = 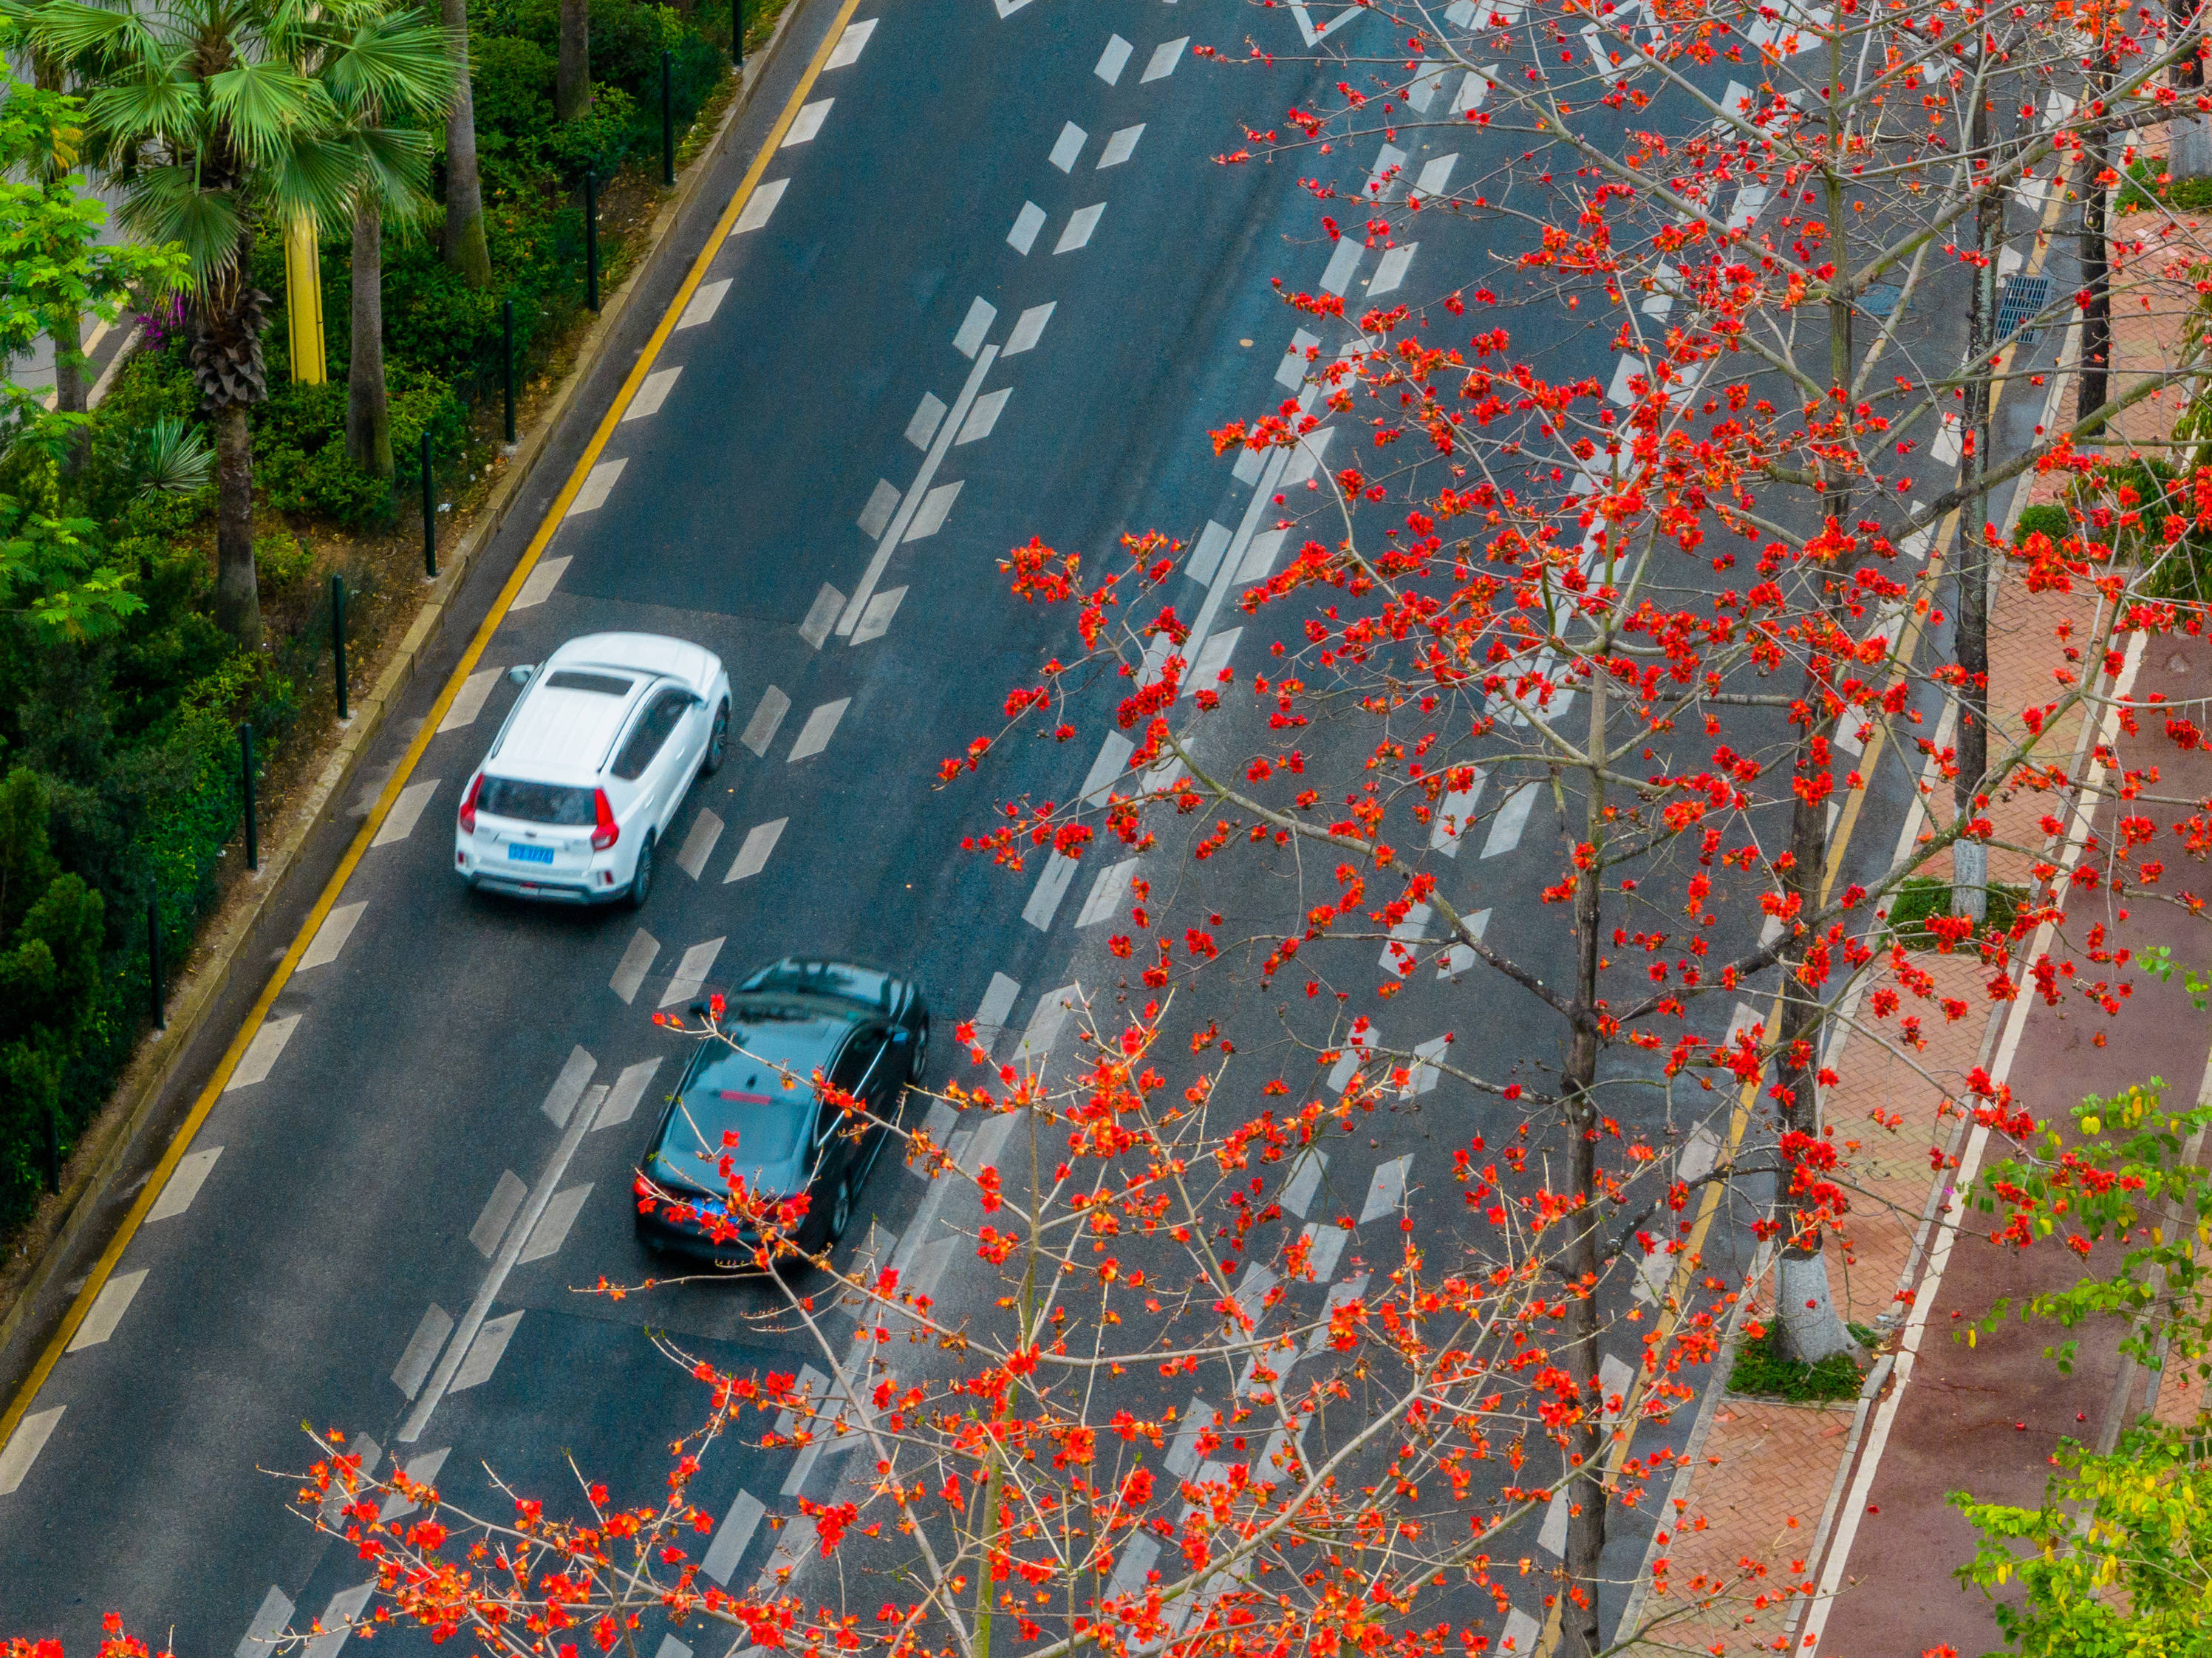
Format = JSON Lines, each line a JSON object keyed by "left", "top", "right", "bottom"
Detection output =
{"left": 547, "top": 83, "right": 638, "bottom": 180}
{"left": 1882, "top": 873, "right": 2030, "bottom": 948}
{"left": 471, "top": 34, "right": 557, "bottom": 138}
{"left": 1725, "top": 1323, "right": 1875, "bottom": 1402}
{"left": 254, "top": 531, "right": 315, "bottom": 600}
{"left": 2013, "top": 502, "right": 2072, "bottom": 547}
{"left": 254, "top": 365, "right": 464, "bottom": 524}
{"left": 1953, "top": 1425, "right": 2211, "bottom": 1655}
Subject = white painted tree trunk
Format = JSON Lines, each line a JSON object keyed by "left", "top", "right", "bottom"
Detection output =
{"left": 2174, "top": 112, "right": 2212, "bottom": 182}
{"left": 1951, "top": 839, "right": 1988, "bottom": 922}
{"left": 1775, "top": 1245, "right": 1858, "bottom": 1364}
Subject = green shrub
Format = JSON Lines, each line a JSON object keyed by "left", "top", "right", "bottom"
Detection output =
{"left": 1726, "top": 1323, "right": 1879, "bottom": 1403}
{"left": 2013, "top": 502, "right": 2072, "bottom": 547}
{"left": 1884, "top": 873, "right": 2030, "bottom": 948}
{"left": 254, "top": 531, "right": 315, "bottom": 600}
{"left": 471, "top": 33, "right": 556, "bottom": 137}
{"left": 254, "top": 366, "right": 464, "bottom": 524}
{"left": 547, "top": 83, "right": 638, "bottom": 180}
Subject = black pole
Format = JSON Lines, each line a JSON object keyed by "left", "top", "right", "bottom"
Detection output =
{"left": 44, "top": 1105, "right": 60, "bottom": 1195}
{"left": 331, "top": 574, "right": 349, "bottom": 721}
{"left": 421, "top": 430, "right": 437, "bottom": 578}
{"left": 502, "top": 298, "right": 516, "bottom": 444}
{"left": 241, "top": 721, "right": 258, "bottom": 873}
{"left": 584, "top": 168, "right": 599, "bottom": 312}
{"left": 661, "top": 51, "right": 675, "bottom": 186}
{"left": 734, "top": 0, "right": 743, "bottom": 68}
{"left": 148, "top": 895, "right": 164, "bottom": 1029}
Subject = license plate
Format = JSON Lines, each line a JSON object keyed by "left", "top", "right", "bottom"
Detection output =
{"left": 508, "top": 843, "right": 555, "bottom": 865}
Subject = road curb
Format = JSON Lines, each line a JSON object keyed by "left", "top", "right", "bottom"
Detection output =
{"left": 0, "top": 0, "right": 810, "bottom": 1406}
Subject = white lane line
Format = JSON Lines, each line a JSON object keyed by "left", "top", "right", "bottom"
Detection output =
{"left": 906, "top": 392, "right": 948, "bottom": 448}
{"left": 853, "top": 585, "right": 905, "bottom": 644}
{"left": 624, "top": 366, "right": 682, "bottom": 420}
{"left": 973, "top": 973, "right": 1021, "bottom": 1054}
{"left": 1379, "top": 901, "right": 1431, "bottom": 978}
{"left": 593, "top": 1057, "right": 664, "bottom": 1130}
{"left": 1365, "top": 143, "right": 1407, "bottom": 202}
{"left": 654, "top": 1640, "right": 692, "bottom": 1658}
{"left": 1327, "top": 1024, "right": 1379, "bottom": 1092}
{"left": 298, "top": 901, "right": 367, "bottom": 971}
{"left": 953, "top": 296, "right": 996, "bottom": 358}
{"left": 1320, "top": 237, "right": 1362, "bottom": 295}
{"left": 1054, "top": 203, "right": 1105, "bottom": 253}
{"left": 610, "top": 931, "right": 659, "bottom": 1006}
{"left": 724, "top": 817, "right": 788, "bottom": 882}
{"left": 1008, "top": 202, "right": 1046, "bottom": 254}
{"left": 1098, "top": 123, "right": 1144, "bottom": 167}
{"left": 0, "top": 1405, "right": 64, "bottom": 1497}
{"left": 1238, "top": 528, "right": 1287, "bottom": 584}
{"left": 1407, "top": 1034, "right": 1448, "bottom": 1096}
{"left": 1081, "top": 732, "right": 1135, "bottom": 802}
{"left": 800, "top": 583, "right": 845, "bottom": 647}
{"left": 517, "top": 1184, "right": 592, "bottom": 1263}
{"left": 1540, "top": 1487, "right": 1571, "bottom": 1555}
{"left": 1368, "top": 242, "right": 1418, "bottom": 295}
{"left": 740, "top": 686, "right": 791, "bottom": 755}
{"left": 1075, "top": 859, "right": 1139, "bottom": 927}
{"left": 1096, "top": 33, "right": 1133, "bottom": 81}
{"left": 1015, "top": 984, "right": 1079, "bottom": 1065}
{"left": 1050, "top": 121, "right": 1087, "bottom": 171}
{"left": 1481, "top": 781, "right": 1540, "bottom": 858}
{"left": 541, "top": 1044, "right": 598, "bottom": 1126}
{"left": 676, "top": 810, "right": 723, "bottom": 879}
{"left": 904, "top": 480, "right": 962, "bottom": 540}
{"left": 148, "top": 1146, "right": 222, "bottom": 1222}
{"left": 225, "top": 1014, "right": 301, "bottom": 1091}
{"left": 783, "top": 98, "right": 833, "bottom": 145}
{"left": 302, "top": 1583, "right": 375, "bottom": 1658}
{"left": 1142, "top": 35, "right": 1189, "bottom": 79}
{"left": 856, "top": 479, "right": 900, "bottom": 537}
{"left": 1412, "top": 153, "right": 1457, "bottom": 200}
{"left": 1430, "top": 774, "right": 1487, "bottom": 855}
{"left": 440, "top": 666, "right": 501, "bottom": 729}
{"left": 1277, "top": 329, "right": 1320, "bottom": 389}
{"left": 567, "top": 460, "right": 626, "bottom": 515}
{"left": 1108, "top": 1535, "right": 1160, "bottom": 1599}
{"left": 677, "top": 279, "right": 731, "bottom": 328}
{"left": 66, "top": 1269, "right": 149, "bottom": 1352}
{"left": 1188, "top": 521, "right": 1232, "bottom": 582}
{"left": 392, "top": 1304, "right": 453, "bottom": 1399}
{"left": 732, "top": 177, "right": 789, "bottom": 233}
{"left": 1165, "top": 1396, "right": 1214, "bottom": 1477}
{"left": 512, "top": 554, "right": 571, "bottom": 609}
{"left": 842, "top": 344, "right": 997, "bottom": 630}
{"left": 703, "top": 1489, "right": 767, "bottom": 1584}
{"left": 1360, "top": 1155, "right": 1413, "bottom": 1222}
{"left": 448, "top": 1309, "right": 522, "bottom": 1391}
{"left": 1182, "top": 627, "right": 1242, "bottom": 697}
{"left": 825, "top": 16, "right": 875, "bottom": 66}
{"left": 470, "top": 1170, "right": 529, "bottom": 1258}
{"left": 1281, "top": 1148, "right": 1328, "bottom": 1218}
{"left": 233, "top": 1587, "right": 294, "bottom": 1658}
{"left": 957, "top": 387, "right": 1010, "bottom": 443}
{"left": 1283, "top": 424, "right": 1334, "bottom": 486}
{"left": 575, "top": 1082, "right": 609, "bottom": 1127}
{"left": 1023, "top": 853, "right": 1079, "bottom": 932}
{"left": 660, "top": 936, "right": 726, "bottom": 1009}
{"left": 372, "top": 777, "right": 443, "bottom": 846}
{"left": 378, "top": 1447, "right": 451, "bottom": 1521}
{"left": 1438, "top": 907, "right": 1493, "bottom": 979}
{"left": 788, "top": 698, "right": 850, "bottom": 761}
{"left": 1407, "top": 59, "right": 1450, "bottom": 112}
{"left": 1003, "top": 301, "right": 1054, "bottom": 355}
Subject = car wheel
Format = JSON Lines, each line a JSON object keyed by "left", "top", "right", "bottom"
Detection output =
{"left": 825, "top": 1174, "right": 855, "bottom": 1246}
{"left": 908, "top": 1016, "right": 930, "bottom": 1083}
{"left": 626, "top": 832, "right": 655, "bottom": 910}
{"left": 701, "top": 698, "right": 729, "bottom": 776}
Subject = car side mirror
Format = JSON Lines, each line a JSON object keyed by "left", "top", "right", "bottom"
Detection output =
{"left": 890, "top": 1028, "right": 911, "bottom": 1044}
{"left": 508, "top": 664, "right": 535, "bottom": 686}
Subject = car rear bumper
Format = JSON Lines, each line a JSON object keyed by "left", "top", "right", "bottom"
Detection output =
{"left": 635, "top": 1203, "right": 768, "bottom": 1269}
{"left": 465, "top": 872, "right": 620, "bottom": 904}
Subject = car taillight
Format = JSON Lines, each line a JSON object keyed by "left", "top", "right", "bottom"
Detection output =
{"left": 458, "top": 771, "right": 483, "bottom": 834}
{"left": 591, "top": 788, "right": 619, "bottom": 851}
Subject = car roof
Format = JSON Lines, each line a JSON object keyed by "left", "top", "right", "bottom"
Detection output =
{"left": 491, "top": 669, "right": 649, "bottom": 781}
{"left": 551, "top": 632, "right": 715, "bottom": 686}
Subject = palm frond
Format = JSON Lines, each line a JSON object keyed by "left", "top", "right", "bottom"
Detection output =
{"left": 323, "top": 12, "right": 455, "bottom": 117}
{"left": 28, "top": 0, "right": 163, "bottom": 74}
{"left": 134, "top": 414, "right": 214, "bottom": 496}
{"left": 78, "top": 59, "right": 205, "bottom": 148}
{"left": 116, "top": 163, "right": 242, "bottom": 286}
{"left": 205, "top": 58, "right": 333, "bottom": 168}
{"left": 262, "top": 129, "right": 360, "bottom": 228}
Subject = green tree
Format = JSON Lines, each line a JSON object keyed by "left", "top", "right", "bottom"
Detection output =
{"left": 28, "top": 0, "right": 451, "bottom": 647}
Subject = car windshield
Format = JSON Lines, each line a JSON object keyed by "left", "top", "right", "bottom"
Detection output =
{"left": 545, "top": 670, "right": 633, "bottom": 697}
{"left": 477, "top": 777, "right": 595, "bottom": 825}
{"left": 647, "top": 1014, "right": 847, "bottom": 1198}
{"left": 739, "top": 961, "right": 893, "bottom": 1010}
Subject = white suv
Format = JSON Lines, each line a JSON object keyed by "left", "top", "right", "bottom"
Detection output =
{"left": 454, "top": 632, "right": 731, "bottom": 907}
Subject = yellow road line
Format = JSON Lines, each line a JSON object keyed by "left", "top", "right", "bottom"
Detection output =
{"left": 0, "top": 0, "right": 867, "bottom": 1470}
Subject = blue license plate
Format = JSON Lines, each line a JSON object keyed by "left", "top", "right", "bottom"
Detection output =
{"left": 508, "top": 843, "right": 555, "bottom": 865}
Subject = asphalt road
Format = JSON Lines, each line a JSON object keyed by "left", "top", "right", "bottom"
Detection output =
{"left": 0, "top": 0, "right": 2036, "bottom": 1652}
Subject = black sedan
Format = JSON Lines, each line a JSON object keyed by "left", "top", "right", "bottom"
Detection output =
{"left": 633, "top": 958, "right": 928, "bottom": 1268}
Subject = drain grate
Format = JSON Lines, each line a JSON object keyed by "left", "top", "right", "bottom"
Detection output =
{"left": 1996, "top": 273, "right": 2053, "bottom": 343}
{"left": 1860, "top": 282, "right": 1905, "bottom": 319}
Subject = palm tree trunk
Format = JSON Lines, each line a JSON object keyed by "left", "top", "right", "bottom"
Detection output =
{"left": 443, "top": 0, "right": 492, "bottom": 287}
{"left": 52, "top": 310, "right": 86, "bottom": 415}
{"left": 346, "top": 199, "right": 393, "bottom": 480}
{"left": 556, "top": 0, "right": 591, "bottom": 120}
{"left": 212, "top": 400, "right": 261, "bottom": 648}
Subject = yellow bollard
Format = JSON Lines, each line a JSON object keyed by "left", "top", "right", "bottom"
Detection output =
{"left": 284, "top": 214, "right": 326, "bottom": 384}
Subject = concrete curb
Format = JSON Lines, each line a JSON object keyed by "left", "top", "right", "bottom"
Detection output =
{"left": 0, "top": 0, "right": 809, "bottom": 1390}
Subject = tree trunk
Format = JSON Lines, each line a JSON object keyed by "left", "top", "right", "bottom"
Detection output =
{"left": 212, "top": 401, "right": 261, "bottom": 649}
{"left": 443, "top": 0, "right": 493, "bottom": 287}
{"left": 1953, "top": 90, "right": 1998, "bottom": 924}
{"left": 52, "top": 309, "right": 86, "bottom": 415}
{"left": 2172, "top": 0, "right": 2211, "bottom": 180}
{"left": 346, "top": 200, "right": 393, "bottom": 480}
{"left": 2078, "top": 66, "right": 2112, "bottom": 431}
{"left": 557, "top": 0, "right": 592, "bottom": 121}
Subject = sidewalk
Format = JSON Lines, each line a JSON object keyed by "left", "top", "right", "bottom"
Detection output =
{"left": 1619, "top": 194, "right": 2212, "bottom": 1656}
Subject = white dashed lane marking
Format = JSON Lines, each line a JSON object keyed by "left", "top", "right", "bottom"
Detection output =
{"left": 299, "top": 901, "right": 367, "bottom": 970}
{"left": 1430, "top": 772, "right": 1486, "bottom": 856}
{"left": 610, "top": 932, "right": 659, "bottom": 1006}
{"left": 1320, "top": 238, "right": 1362, "bottom": 296}
{"left": 1023, "top": 854, "right": 1078, "bottom": 931}
{"left": 1096, "top": 33, "right": 1133, "bottom": 82}
{"left": 783, "top": 98, "right": 833, "bottom": 145}
{"left": 148, "top": 1147, "right": 222, "bottom": 1222}
{"left": 904, "top": 480, "right": 961, "bottom": 541}
{"left": 392, "top": 1304, "right": 452, "bottom": 1399}
{"left": 659, "top": 936, "right": 726, "bottom": 1009}
{"left": 624, "top": 366, "right": 682, "bottom": 420}
{"left": 953, "top": 296, "right": 994, "bottom": 358}
{"left": 1099, "top": 123, "right": 1144, "bottom": 167}
{"left": 972, "top": 973, "right": 1020, "bottom": 1054}
{"left": 540, "top": 1045, "right": 598, "bottom": 1126}
{"left": 733, "top": 177, "right": 789, "bottom": 234}
{"left": 677, "top": 279, "right": 730, "bottom": 328}
{"left": 853, "top": 586, "right": 904, "bottom": 644}
{"left": 372, "top": 779, "right": 442, "bottom": 846}
{"left": 856, "top": 478, "right": 899, "bottom": 536}
{"left": 724, "top": 817, "right": 788, "bottom": 883}
{"left": 1054, "top": 203, "right": 1105, "bottom": 253}
{"left": 379, "top": 1447, "right": 450, "bottom": 1521}
{"left": 1050, "top": 122, "right": 1086, "bottom": 171}
{"left": 1369, "top": 242, "right": 1417, "bottom": 296}
{"left": 512, "top": 555, "right": 571, "bottom": 608}
{"left": 906, "top": 392, "right": 947, "bottom": 448}
{"left": 1438, "top": 907, "right": 1493, "bottom": 979}
{"left": 1076, "top": 859, "right": 1139, "bottom": 927}
{"left": 593, "top": 1057, "right": 663, "bottom": 1130}
{"left": 1142, "top": 36, "right": 1188, "bottom": 80}
{"left": 1481, "top": 780, "right": 1540, "bottom": 858}
{"left": 800, "top": 584, "right": 844, "bottom": 647}
{"left": 440, "top": 667, "right": 500, "bottom": 729}
{"left": 518, "top": 1186, "right": 592, "bottom": 1263}
{"left": 1008, "top": 202, "right": 1046, "bottom": 255}
{"left": 66, "top": 1269, "right": 149, "bottom": 1352}
{"left": 703, "top": 1490, "right": 767, "bottom": 1584}
{"left": 448, "top": 1309, "right": 522, "bottom": 1391}
{"left": 788, "top": 699, "right": 850, "bottom": 762}
{"left": 232, "top": 1588, "right": 293, "bottom": 1658}
{"left": 1360, "top": 1156, "right": 1413, "bottom": 1222}
{"left": 676, "top": 810, "right": 723, "bottom": 879}
{"left": 225, "top": 1014, "right": 301, "bottom": 1091}
{"left": 302, "top": 1584, "right": 374, "bottom": 1658}
{"left": 470, "top": 1171, "right": 528, "bottom": 1258}
{"left": 741, "top": 686, "right": 791, "bottom": 756}
{"left": 1003, "top": 301, "right": 1054, "bottom": 355}
{"left": 824, "top": 16, "right": 875, "bottom": 67}
{"left": 567, "top": 460, "right": 625, "bottom": 516}
{"left": 957, "top": 388, "right": 1010, "bottom": 444}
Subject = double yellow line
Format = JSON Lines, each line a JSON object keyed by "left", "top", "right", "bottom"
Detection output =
{"left": 0, "top": 0, "right": 867, "bottom": 1472}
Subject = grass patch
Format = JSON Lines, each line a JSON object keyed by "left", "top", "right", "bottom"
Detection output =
{"left": 1727, "top": 1323, "right": 1880, "bottom": 1403}
{"left": 2114, "top": 155, "right": 2212, "bottom": 214}
{"left": 1884, "top": 873, "right": 2030, "bottom": 949}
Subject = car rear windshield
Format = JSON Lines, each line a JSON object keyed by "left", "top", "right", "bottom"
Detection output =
{"left": 477, "top": 777, "right": 595, "bottom": 825}
{"left": 545, "top": 670, "right": 632, "bottom": 696}
{"left": 647, "top": 1015, "right": 847, "bottom": 1193}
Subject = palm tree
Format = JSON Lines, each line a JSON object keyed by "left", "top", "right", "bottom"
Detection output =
{"left": 556, "top": 0, "right": 589, "bottom": 121}
{"left": 31, "top": 0, "right": 451, "bottom": 647}
{"left": 442, "top": 0, "right": 490, "bottom": 287}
